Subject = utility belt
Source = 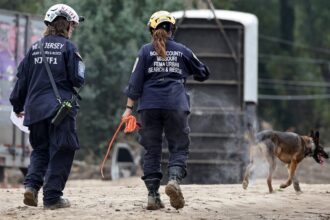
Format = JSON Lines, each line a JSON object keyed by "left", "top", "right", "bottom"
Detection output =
{"left": 156, "top": 77, "right": 185, "bottom": 84}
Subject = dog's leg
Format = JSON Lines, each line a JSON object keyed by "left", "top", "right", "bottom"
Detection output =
{"left": 266, "top": 155, "right": 276, "bottom": 193}
{"left": 280, "top": 161, "right": 297, "bottom": 189}
{"left": 280, "top": 164, "right": 290, "bottom": 189}
{"left": 242, "top": 144, "right": 258, "bottom": 190}
{"left": 292, "top": 175, "right": 301, "bottom": 192}
{"left": 289, "top": 164, "right": 301, "bottom": 192}
{"left": 242, "top": 161, "right": 253, "bottom": 190}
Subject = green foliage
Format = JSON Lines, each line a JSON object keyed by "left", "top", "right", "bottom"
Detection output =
{"left": 0, "top": 0, "right": 44, "bottom": 14}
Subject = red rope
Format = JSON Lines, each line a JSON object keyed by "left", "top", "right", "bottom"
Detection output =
{"left": 100, "top": 115, "right": 139, "bottom": 178}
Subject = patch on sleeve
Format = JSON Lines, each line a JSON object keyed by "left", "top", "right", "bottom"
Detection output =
{"left": 131, "top": 57, "right": 139, "bottom": 73}
{"left": 75, "top": 52, "right": 83, "bottom": 60}
{"left": 78, "top": 61, "right": 85, "bottom": 78}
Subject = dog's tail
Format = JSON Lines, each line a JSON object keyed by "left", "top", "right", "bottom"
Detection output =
{"left": 244, "top": 123, "right": 256, "bottom": 146}
{"left": 244, "top": 122, "right": 260, "bottom": 164}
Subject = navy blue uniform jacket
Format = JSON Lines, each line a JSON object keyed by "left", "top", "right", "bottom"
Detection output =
{"left": 10, "top": 35, "right": 85, "bottom": 126}
{"left": 125, "top": 38, "right": 210, "bottom": 112}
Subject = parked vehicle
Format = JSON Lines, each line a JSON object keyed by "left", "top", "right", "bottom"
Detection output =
{"left": 160, "top": 9, "right": 258, "bottom": 184}
{"left": 0, "top": 9, "right": 44, "bottom": 181}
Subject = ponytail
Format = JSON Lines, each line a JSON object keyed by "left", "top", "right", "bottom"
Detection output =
{"left": 152, "top": 29, "right": 168, "bottom": 59}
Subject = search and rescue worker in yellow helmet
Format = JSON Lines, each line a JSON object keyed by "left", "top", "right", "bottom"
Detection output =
{"left": 122, "top": 10, "right": 210, "bottom": 210}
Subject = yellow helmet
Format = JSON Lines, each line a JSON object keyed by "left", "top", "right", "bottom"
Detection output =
{"left": 148, "top": 11, "right": 176, "bottom": 30}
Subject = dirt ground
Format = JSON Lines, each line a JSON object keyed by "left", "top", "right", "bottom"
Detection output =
{"left": 0, "top": 177, "right": 330, "bottom": 220}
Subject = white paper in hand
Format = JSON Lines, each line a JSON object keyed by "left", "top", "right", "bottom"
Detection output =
{"left": 10, "top": 110, "right": 29, "bottom": 134}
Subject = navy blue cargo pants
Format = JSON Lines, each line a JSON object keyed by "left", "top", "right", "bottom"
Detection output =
{"left": 24, "top": 111, "right": 79, "bottom": 206}
{"left": 139, "top": 109, "right": 190, "bottom": 180}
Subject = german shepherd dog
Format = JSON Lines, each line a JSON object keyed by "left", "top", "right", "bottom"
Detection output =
{"left": 242, "top": 130, "right": 329, "bottom": 193}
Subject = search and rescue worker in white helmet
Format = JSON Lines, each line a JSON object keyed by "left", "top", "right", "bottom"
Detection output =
{"left": 122, "top": 11, "right": 210, "bottom": 210}
{"left": 10, "top": 4, "right": 85, "bottom": 209}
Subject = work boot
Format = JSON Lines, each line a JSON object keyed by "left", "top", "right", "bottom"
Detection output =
{"left": 44, "top": 197, "right": 71, "bottom": 210}
{"left": 165, "top": 166, "right": 186, "bottom": 210}
{"left": 144, "top": 178, "right": 165, "bottom": 210}
{"left": 23, "top": 187, "right": 38, "bottom": 207}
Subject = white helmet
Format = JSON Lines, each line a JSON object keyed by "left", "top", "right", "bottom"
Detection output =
{"left": 44, "top": 4, "right": 84, "bottom": 26}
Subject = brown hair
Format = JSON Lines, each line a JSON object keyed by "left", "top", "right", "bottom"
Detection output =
{"left": 44, "top": 17, "right": 70, "bottom": 38}
{"left": 152, "top": 28, "right": 168, "bottom": 59}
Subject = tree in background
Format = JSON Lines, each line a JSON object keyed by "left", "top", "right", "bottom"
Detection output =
{"left": 0, "top": 0, "right": 44, "bottom": 14}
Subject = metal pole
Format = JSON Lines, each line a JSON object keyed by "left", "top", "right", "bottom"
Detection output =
{"left": 204, "top": 0, "right": 238, "bottom": 62}
{"left": 10, "top": 13, "right": 21, "bottom": 161}
{"left": 21, "top": 14, "right": 30, "bottom": 162}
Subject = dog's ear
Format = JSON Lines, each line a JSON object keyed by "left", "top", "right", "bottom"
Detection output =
{"left": 310, "top": 130, "right": 315, "bottom": 138}
{"left": 315, "top": 131, "right": 320, "bottom": 145}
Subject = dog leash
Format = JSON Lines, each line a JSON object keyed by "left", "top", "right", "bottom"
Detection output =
{"left": 100, "top": 115, "right": 140, "bottom": 178}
